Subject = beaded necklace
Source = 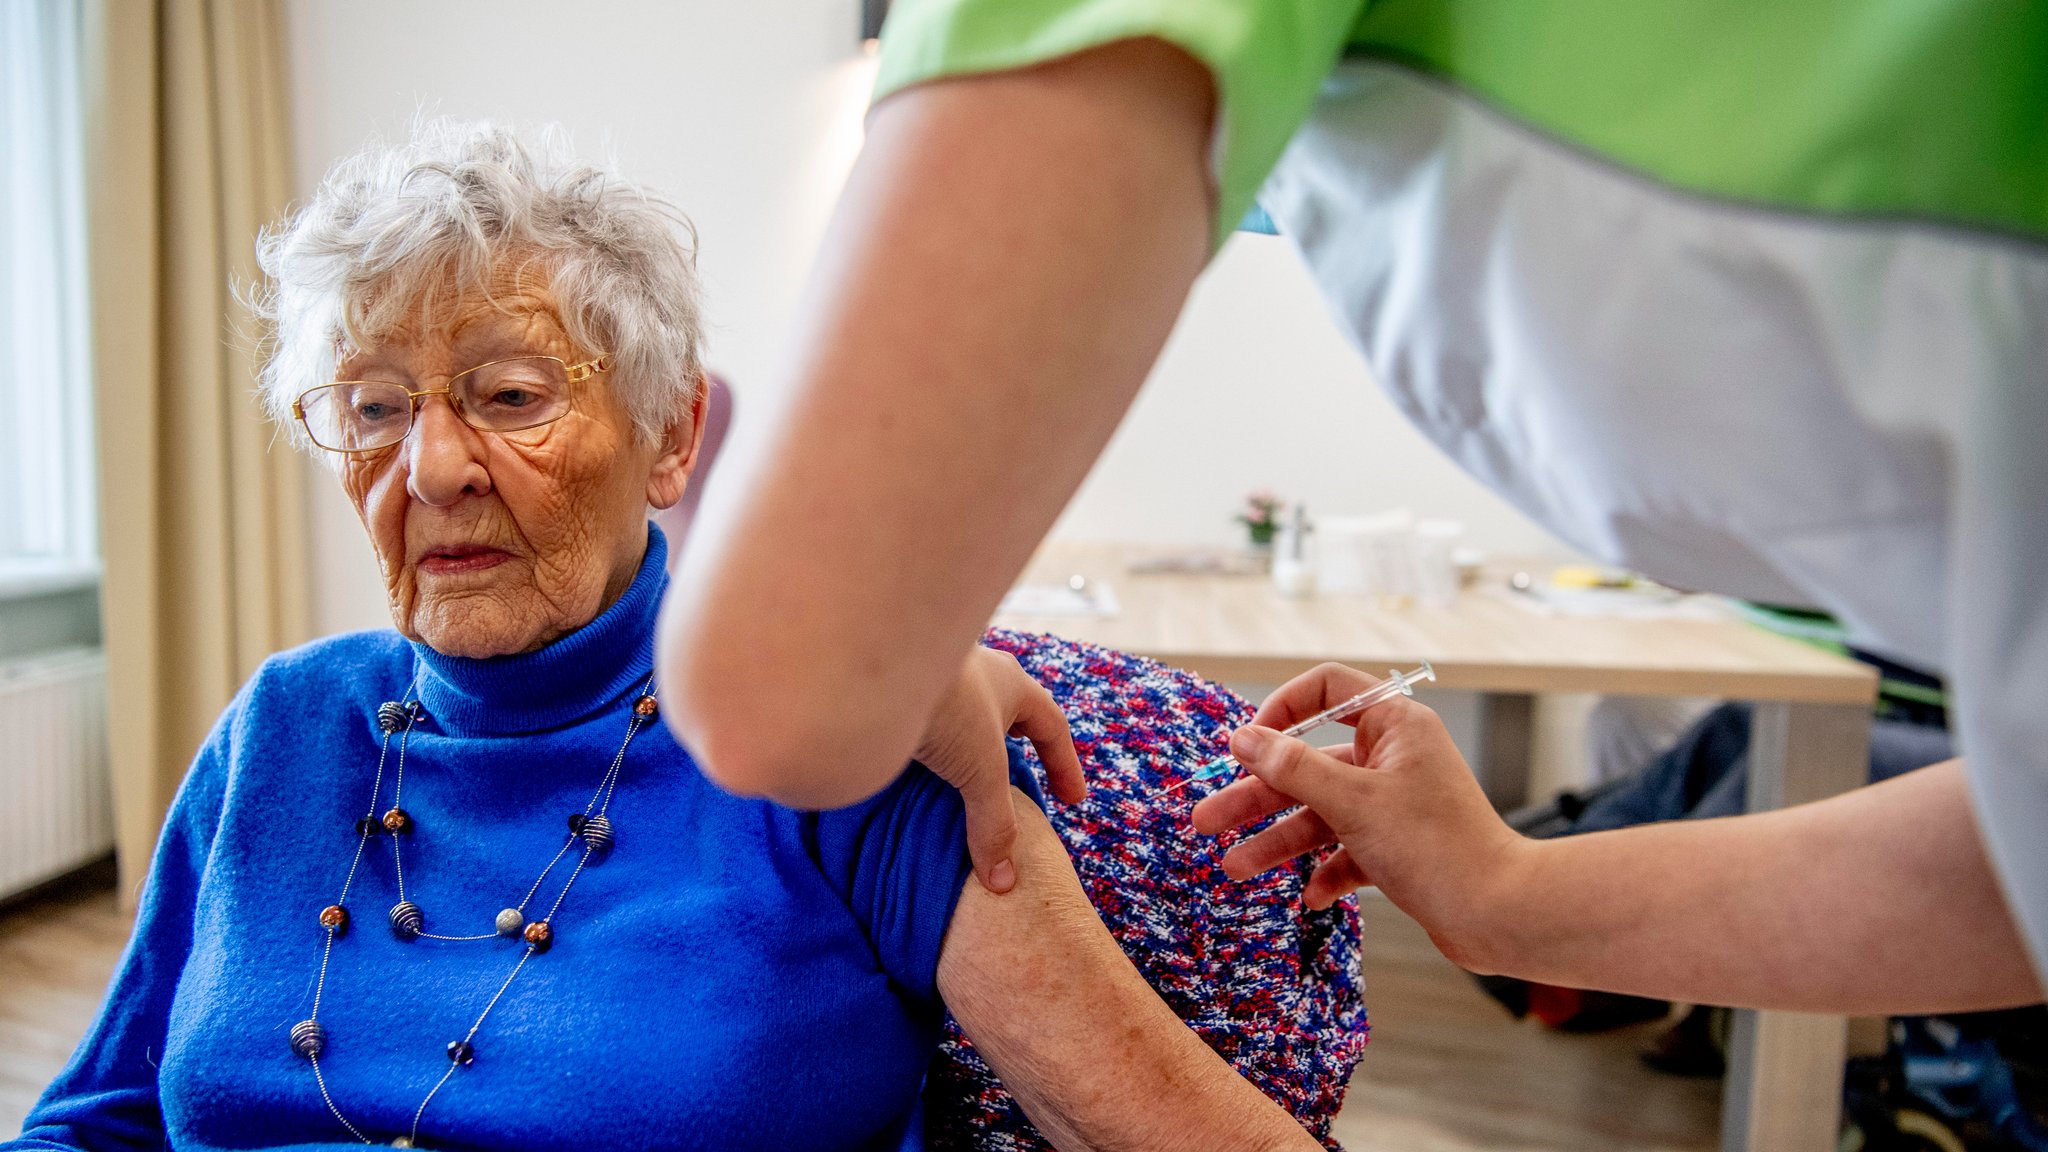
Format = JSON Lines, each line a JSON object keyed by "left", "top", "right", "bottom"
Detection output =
{"left": 290, "top": 672, "right": 659, "bottom": 1148}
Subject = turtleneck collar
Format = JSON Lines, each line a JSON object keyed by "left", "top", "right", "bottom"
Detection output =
{"left": 411, "top": 524, "right": 668, "bottom": 736}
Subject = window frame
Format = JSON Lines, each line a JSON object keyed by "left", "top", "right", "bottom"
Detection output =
{"left": 0, "top": 0, "right": 98, "bottom": 602}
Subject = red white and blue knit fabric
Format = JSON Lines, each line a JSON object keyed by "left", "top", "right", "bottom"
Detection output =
{"left": 926, "top": 629, "right": 1369, "bottom": 1150}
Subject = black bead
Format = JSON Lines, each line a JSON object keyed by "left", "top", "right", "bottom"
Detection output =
{"left": 389, "top": 900, "right": 424, "bottom": 940}
{"left": 354, "top": 816, "right": 384, "bottom": 837}
{"left": 446, "top": 1039, "right": 475, "bottom": 1066}
{"left": 376, "top": 700, "right": 413, "bottom": 734}
{"left": 566, "top": 812, "right": 587, "bottom": 834}
{"left": 290, "top": 1019, "right": 326, "bottom": 1059}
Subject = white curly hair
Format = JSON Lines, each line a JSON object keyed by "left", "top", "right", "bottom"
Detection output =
{"left": 252, "top": 119, "right": 704, "bottom": 449}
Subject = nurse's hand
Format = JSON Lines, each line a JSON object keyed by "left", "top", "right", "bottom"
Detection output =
{"left": 919, "top": 646, "right": 1087, "bottom": 894}
{"left": 1198, "top": 667, "right": 2043, "bottom": 1012}
{"left": 1191, "top": 663, "right": 1529, "bottom": 965}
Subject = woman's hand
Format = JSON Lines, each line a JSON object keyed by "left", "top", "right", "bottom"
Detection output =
{"left": 918, "top": 646, "right": 1086, "bottom": 893}
{"left": 1191, "top": 662, "right": 1529, "bottom": 967}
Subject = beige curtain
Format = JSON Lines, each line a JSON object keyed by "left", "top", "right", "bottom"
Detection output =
{"left": 83, "top": 0, "right": 309, "bottom": 903}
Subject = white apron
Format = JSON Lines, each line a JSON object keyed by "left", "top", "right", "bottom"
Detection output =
{"left": 1260, "top": 59, "right": 2048, "bottom": 978}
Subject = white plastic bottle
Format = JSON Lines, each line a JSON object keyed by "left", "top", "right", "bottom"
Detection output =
{"left": 1271, "top": 503, "right": 1316, "bottom": 598}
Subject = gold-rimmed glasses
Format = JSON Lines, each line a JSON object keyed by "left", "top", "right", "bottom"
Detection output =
{"left": 291, "top": 354, "right": 612, "bottom": 454}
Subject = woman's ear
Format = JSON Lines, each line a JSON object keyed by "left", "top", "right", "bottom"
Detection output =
{"left": 646, "top": 374, "right": 711, "bottom": 510}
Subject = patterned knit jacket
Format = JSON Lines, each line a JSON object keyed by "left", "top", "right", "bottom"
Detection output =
{"left": 927, "top": 630, "right": 1369, "bottom": 1150}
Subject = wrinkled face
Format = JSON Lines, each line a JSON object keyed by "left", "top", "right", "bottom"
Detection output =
{"left": 336, "top": 271, "right": 703, "bottom": 658}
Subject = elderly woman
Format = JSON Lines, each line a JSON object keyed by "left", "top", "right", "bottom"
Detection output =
{"left": 9, "top": 123, "right": 1319, "bottom": 1152}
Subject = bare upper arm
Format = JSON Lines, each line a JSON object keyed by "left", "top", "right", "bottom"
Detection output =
{"left": 936, "top": 790, "right": 1320, "bottom": 1152}
{"left": 656, "top": 37, "right": 1215, "bottom": 813}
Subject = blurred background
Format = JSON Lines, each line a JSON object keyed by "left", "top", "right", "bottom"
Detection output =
{"left": 280, "top": 3, "right": 1567, "bottom": 637}
{"left": 6, "top": 4, "right": 1924, "bottom": 1150}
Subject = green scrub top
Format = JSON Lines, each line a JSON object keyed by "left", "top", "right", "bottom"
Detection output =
{"left": 874, "top": 0, "right": 2048, "bottom": 250}
{"left": 869, "top": 0, "right": 2048, "bottom": 985}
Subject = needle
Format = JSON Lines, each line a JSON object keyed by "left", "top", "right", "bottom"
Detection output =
{"left": 1157, "top": 661, "right": 1436, "bottom": 796}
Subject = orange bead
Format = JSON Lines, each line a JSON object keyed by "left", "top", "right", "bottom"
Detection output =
{"left": 523, "top": 920, "right": 553, "bottom": 953}
{"left": 319, "top": 904, "right": 349, "bottom": 933}
{"left": 634, "top": 695, "right": 658, "bottom": 718}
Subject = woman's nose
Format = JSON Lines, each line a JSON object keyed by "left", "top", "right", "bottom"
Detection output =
{"left": 405, "top": 395, "right": 492, "bottom": 505}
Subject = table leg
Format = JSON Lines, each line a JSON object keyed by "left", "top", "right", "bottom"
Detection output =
{"left": 1476, "top": 692, "right": 1533, "bottom": 811}
{"left": 1720, "top": 701, "right": 1871, "bottom": 1152}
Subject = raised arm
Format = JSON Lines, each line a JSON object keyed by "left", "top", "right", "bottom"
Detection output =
{"left": 1484, "top": 757, "right": 2040, "bottom": 1012}
{"left": 937, "top": 791, "right": 1323, "bottom": 1152}
{"left": 1196, "top": 665, "right": 2043, "bottom": 1015}
{"left": 657, "top": 39, "right": 1215, "bottom": 808}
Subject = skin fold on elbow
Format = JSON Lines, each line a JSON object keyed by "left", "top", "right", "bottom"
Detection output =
{"left": 665, "top": 706, "right": 899, "bottom": 809}
{"left": 655, "top": 546, "right": 937, "bottom": 808}
{"left": 655, "top": 642, "right": 903, "bottom": 809}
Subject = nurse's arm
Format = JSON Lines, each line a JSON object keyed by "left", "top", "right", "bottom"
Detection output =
{"left": 1473, "top": 758, "right": 2042, "bottom": 1013}
{"left": 937, "top": 791, "right": 1324, "bottom": 1151}
{"left": 659, "top": 38, "right": 1215, "bottom": 809}
{"left": 1208, "top": 675, "right": 2041, "bottom": 1013}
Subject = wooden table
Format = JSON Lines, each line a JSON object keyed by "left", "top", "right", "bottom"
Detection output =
{"left": 993, "top": 541, "right": 1877, "bottom": 1152}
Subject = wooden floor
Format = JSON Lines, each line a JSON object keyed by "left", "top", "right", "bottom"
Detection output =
{"left": 1333, "top": 893, "right": 1717, "bottom": 1152}
{"left": 0, "top": 878, "right": 132, "bottom": 1137}
{"left": 1, "top": 884, "right": 1718, "bottom": 1148}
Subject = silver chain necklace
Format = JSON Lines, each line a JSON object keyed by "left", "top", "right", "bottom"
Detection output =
{"left": 290, "top": 671, "right": 659, "bottom": 1148}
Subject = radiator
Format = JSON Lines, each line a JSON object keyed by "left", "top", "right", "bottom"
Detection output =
{"left": 0, "top": 647, "right": 112, "bottom": 900}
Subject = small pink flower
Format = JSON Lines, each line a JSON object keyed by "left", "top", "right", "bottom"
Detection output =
{"left": 1236, "top": 491, "right": 1283, "bottom": 531}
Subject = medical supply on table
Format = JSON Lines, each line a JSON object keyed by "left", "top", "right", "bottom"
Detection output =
{"left": 1271, "top": 503, "right": 1314, "bottom": 598}
{"left": 1124, "top": 550, "right": 1270, "bottom": 576}
{"left": 1313, "top": 511, "right": 1466, "bottom": 608}
{"left": 997, "top": 575, "right": 1120, "bottom": 617}
{"left": 1157, "top": 661, "right": 1436, "bottom": 795}
{"left": 1412, "top": 519, "right": 1464, "bottom": 607}
{"left": 1313, "top": 512, "right": 1402, "bottom": 597}
{"left": 1503, "top": 566, "right": 1726, "bottom": 621}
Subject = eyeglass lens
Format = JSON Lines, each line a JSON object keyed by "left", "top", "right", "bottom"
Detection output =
{"left": 299, "top": 357, "right": 574, "bottom": 452}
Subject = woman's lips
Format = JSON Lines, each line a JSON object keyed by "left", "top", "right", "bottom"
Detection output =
{"left": 417, "top": 547, "right": 512, "bottom": 575}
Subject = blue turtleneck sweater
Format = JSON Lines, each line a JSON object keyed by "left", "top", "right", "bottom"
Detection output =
{"left": 13, "top": 527, "right": 1022, "bottom": 1151}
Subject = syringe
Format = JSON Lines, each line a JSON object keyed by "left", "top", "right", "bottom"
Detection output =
{"left": 1158, "top": 661, "right": 1436, "bottom": 796}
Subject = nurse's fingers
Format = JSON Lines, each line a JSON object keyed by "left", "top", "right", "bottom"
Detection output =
{"left": 1189, "top": 776, "right": 1290, "bottom": 835}
{"left": 1249, "top": 661, "right": 1434, "bottom": 747}
{"left": 1304, "top": 848, "right": 1371, "bottom": 910}
{"left": 1230, "top": 726, "right": 1374, "bottom": 820}
{"left": 1248, "top": 662, "right": 1389, "bottom": 732}
{"left": 1189, "top": 743, "right": 1355, "bottom": 835}
{"left": 1220, "top": 806, "right": 1338, "bottom": 880}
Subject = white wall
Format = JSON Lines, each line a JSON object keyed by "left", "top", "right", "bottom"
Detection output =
{"left": 284, "top": 0, "right": 1568, "bottom": 640}
{"left": 286, "top": 0, "right": 883, "bottom": 635}
{"left": 1059, "top": 232, "right": 1565, "bottom": 553}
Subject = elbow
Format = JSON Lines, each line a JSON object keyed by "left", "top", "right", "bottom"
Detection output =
{"left": 682, "top": 711, "right": 881, "bottom": 810}
{"left": 654, "top": 663, "right": 824, "bottom": 805}
{"left": 655, "top": 620, "right": 904, "bottom": 810}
